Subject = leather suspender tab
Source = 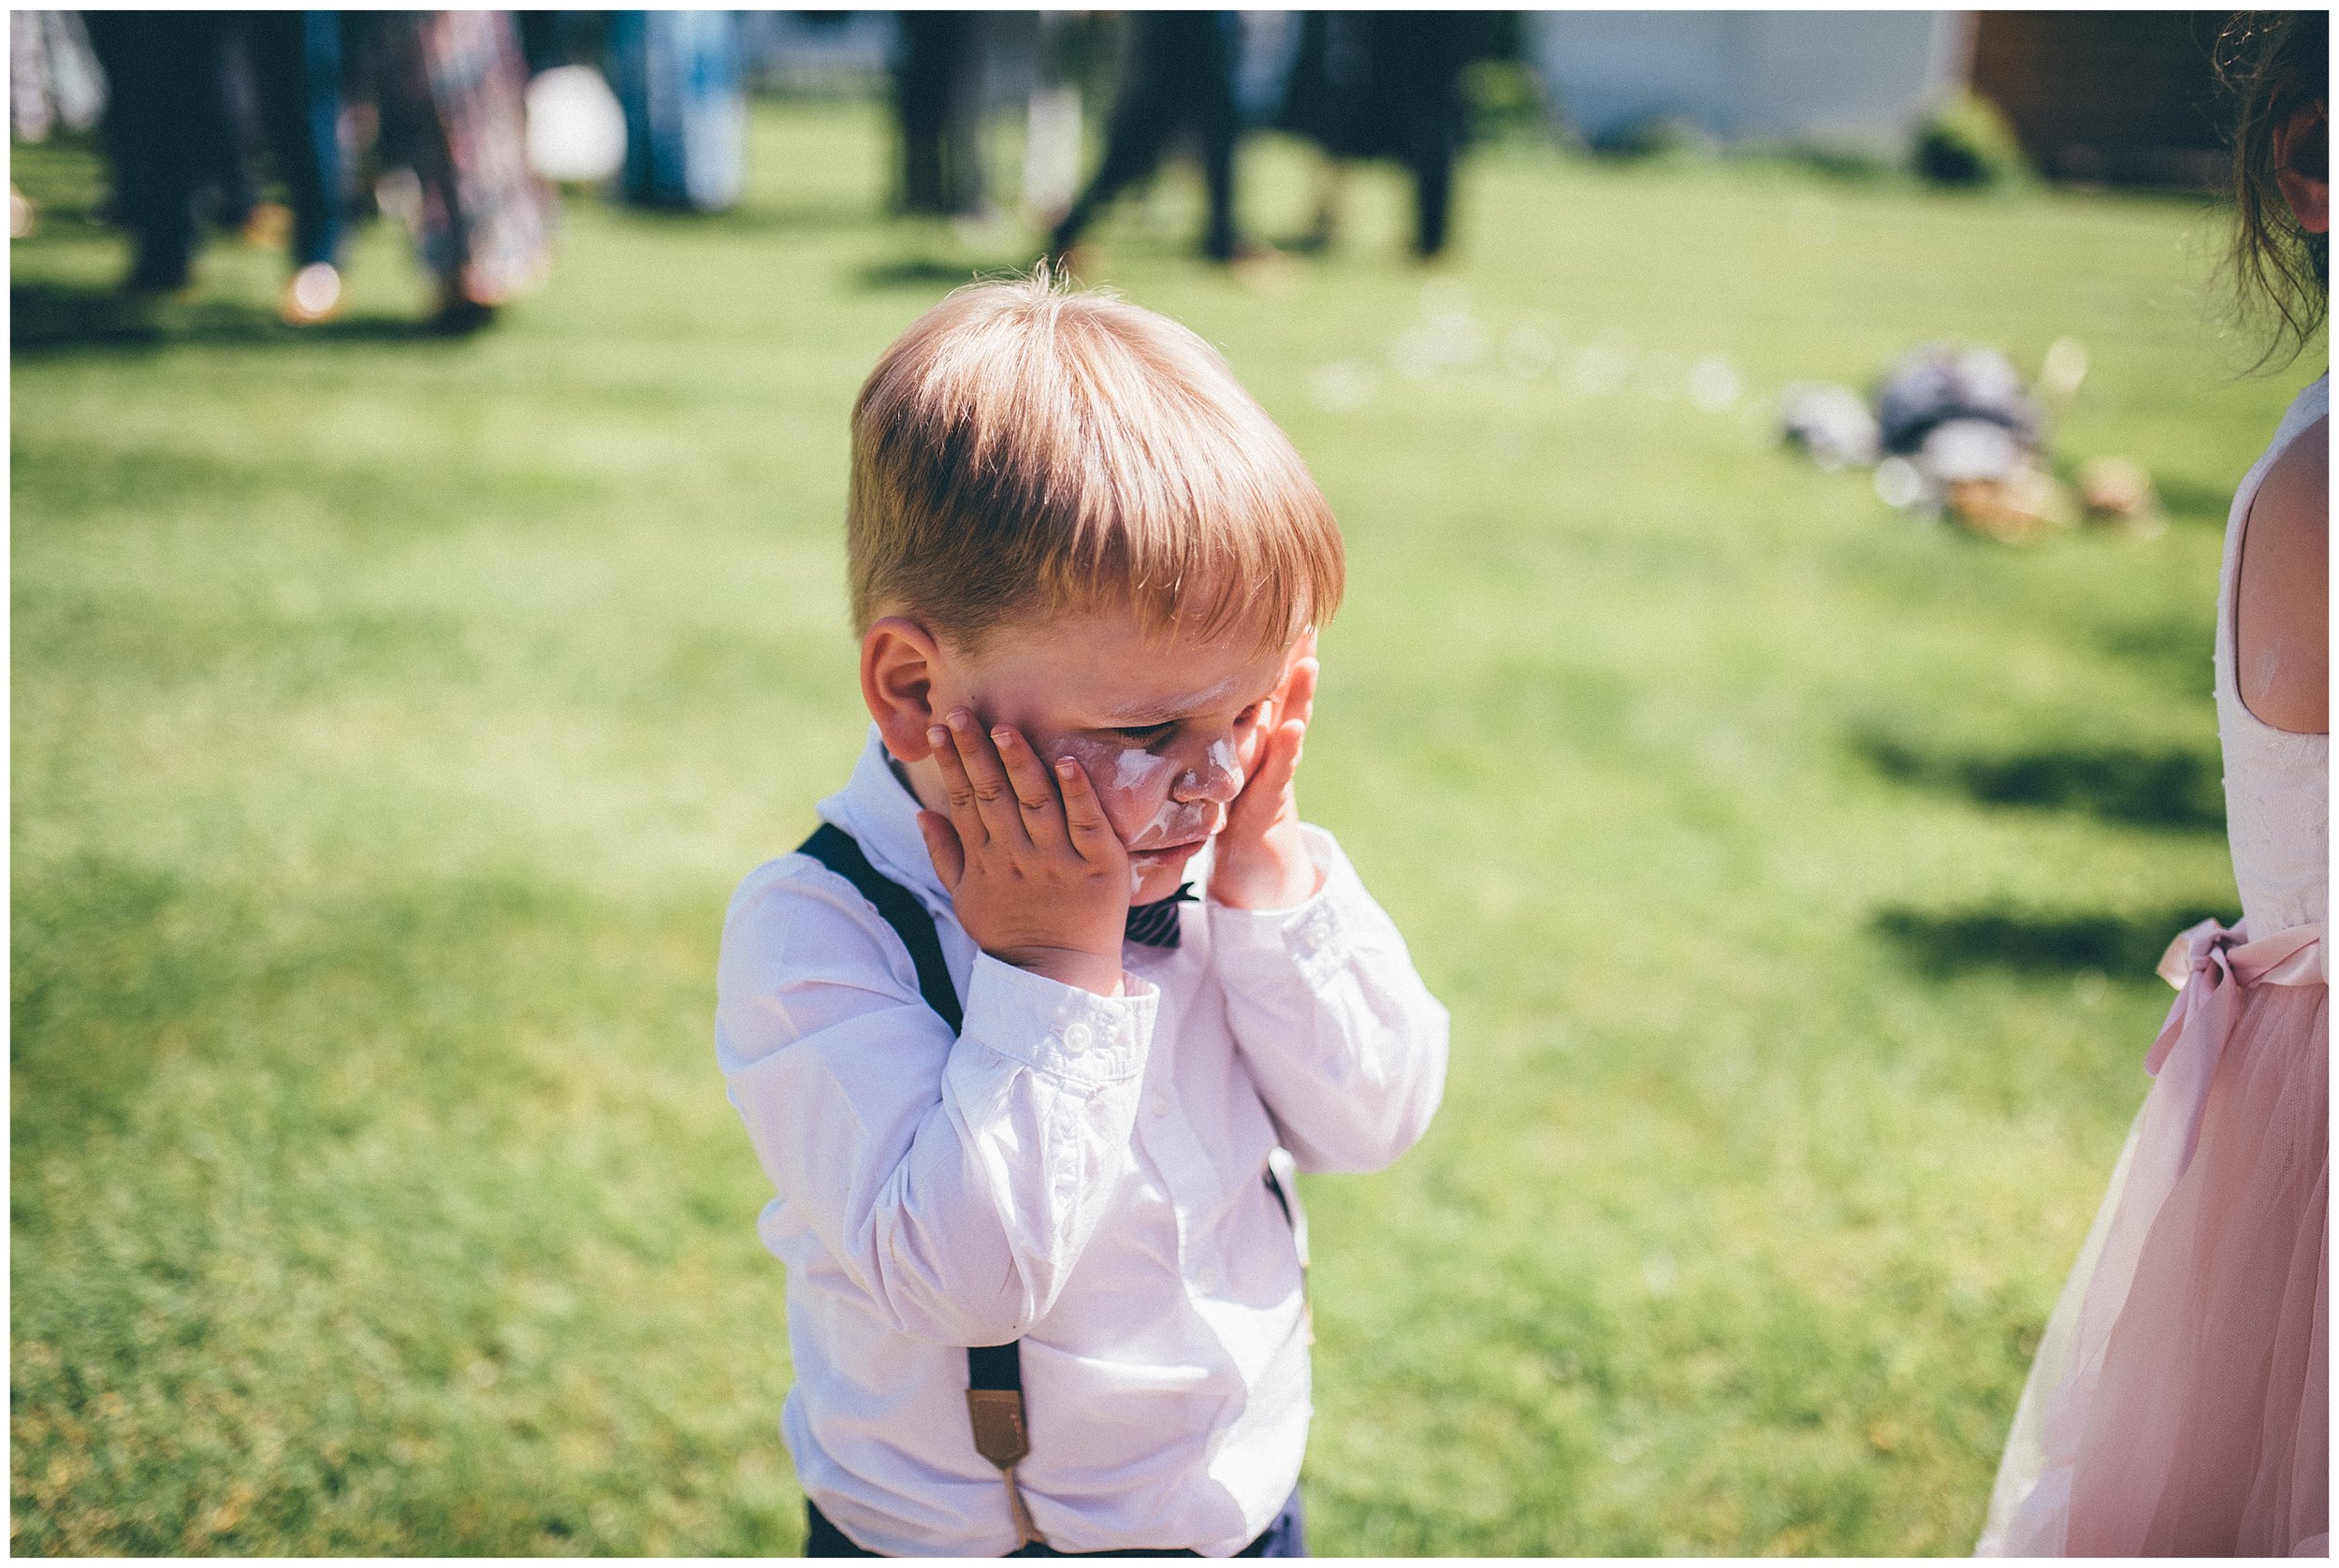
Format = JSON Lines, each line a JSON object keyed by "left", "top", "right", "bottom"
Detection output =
{"left": 964, "top": 1388, "right": 1031, "bottom": 1469}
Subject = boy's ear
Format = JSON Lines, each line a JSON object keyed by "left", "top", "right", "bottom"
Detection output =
{"left": 862, "top": 617, "right": 948, "bottom": 762}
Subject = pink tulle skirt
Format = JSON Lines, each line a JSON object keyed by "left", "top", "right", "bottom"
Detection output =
{"left": 1979, "top": 921, "right": 2328, "bottom": 1557}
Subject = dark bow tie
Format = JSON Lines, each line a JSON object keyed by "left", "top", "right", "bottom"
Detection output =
{"left": 1125, "top": 883, "right": 1197, "bottom": 949}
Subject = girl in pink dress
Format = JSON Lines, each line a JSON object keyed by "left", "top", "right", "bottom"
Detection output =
{"left": 1978, "top": 13, "right": 2328, "bottom": 1557}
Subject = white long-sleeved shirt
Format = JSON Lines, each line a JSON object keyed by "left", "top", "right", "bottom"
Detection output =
{"left": 716, "top": 727, "right": 1449, "bottom": 1556}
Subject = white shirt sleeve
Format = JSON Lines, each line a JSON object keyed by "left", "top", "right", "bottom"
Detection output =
{"left": 716, "top": 857, "right": 1155, "bottom": 1346}
{"left": 1205, "top": 824, "right": 1449, "bottom": 1174}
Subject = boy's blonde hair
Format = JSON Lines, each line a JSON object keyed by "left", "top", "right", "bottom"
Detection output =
{"left": 848, "top": 276, "right": 1344, "bottom": 655}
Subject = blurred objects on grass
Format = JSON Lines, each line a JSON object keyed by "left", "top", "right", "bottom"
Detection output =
{"left": 2076, "top": 457, "right": 2165, "bottom": 534}
{"left": 1780, "top": 337, "right": 2164, "bottom": 545}
{"left": 1780, "top": 384, "right": 1881, "bottom": 472}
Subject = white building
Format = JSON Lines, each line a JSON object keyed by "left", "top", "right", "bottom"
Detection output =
{"left": 1527, "top": 11, "right": 1975, "bottom": 151}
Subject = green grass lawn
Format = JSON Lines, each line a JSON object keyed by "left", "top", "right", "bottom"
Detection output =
{"left": 12, "top": 99, "right": 2323, "bottom": 1555}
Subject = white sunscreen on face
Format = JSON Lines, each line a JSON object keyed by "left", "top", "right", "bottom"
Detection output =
{"left": 1206, "top": 737, "right": 1242, "bottom": 791}
{"left": 1050, "top": 736, "right": 1211, "bottom": 900}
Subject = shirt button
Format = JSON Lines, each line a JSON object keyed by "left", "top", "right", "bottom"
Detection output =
{"left": 1062, "top": 1022, "right": 1093, "bottom": 1054}
{"left": 1148, "top": 1090, "right": 1171, "bottom": 1119}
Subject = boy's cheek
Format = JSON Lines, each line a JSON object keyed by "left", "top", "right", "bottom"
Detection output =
{"left": 1045, "top": 733, "right": 1178, "bottom": 838}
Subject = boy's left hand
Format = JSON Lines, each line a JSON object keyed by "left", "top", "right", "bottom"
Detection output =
{"left": 1210, "top": 632, "right": 1323, "bottom": 910}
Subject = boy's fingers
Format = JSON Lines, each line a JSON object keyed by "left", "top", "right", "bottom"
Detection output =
{"left": 1054, "top": 757, "right": 1125, "bottom": 867}
{"left": 917, "top": 810, "right": 966, "bottom": 893}
{"left": 950, "top": 713, "right": 1031, "bottom": 849}
{"left": 928, "top": 724, "right": 990, "bottom": 848}
{"left": 1259, "top": 718, "right": 1305, "bottom": 797}
{"left": 993, "top": 726, "right": 1069, "bottom": 847}
{"left": 1229, "top": 719, "right": 1304, "bottom": 838}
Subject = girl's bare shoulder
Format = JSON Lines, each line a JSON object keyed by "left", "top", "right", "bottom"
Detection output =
{"left": 2235, "top": 412, "right": 2330, "bottom": 734}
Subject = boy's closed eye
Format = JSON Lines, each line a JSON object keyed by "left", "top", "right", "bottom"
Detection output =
{"left": 1111, "top": 703, "right": 1265, "bottom": 748}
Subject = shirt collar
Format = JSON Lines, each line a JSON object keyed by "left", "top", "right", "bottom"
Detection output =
{"left": 818, "top": 724, "right": 952, "bottom": 910}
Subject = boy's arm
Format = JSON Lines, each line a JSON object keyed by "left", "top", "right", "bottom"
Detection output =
{"left": 716, "top": 859, "right": 1152, "bottom": 1346}
{"left": 1209, "top": 825, "right": 1450, "bottom": 1174}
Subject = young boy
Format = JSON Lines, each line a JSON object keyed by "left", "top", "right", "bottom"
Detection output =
{"left": 716, "top": 278, "right": 1449, "bottom": 1557}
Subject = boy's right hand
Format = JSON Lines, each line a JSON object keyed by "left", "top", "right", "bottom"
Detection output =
{"left": 917, "top": 708, "right": 1131, "bottom": 997}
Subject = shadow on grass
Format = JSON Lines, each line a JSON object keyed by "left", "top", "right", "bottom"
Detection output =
{"left": 1873, "top": 901, "right": 2234, "bottom": 979}
{"left": 857, "top": 255, "right": 1031, "bottom": 291}
{"left": 611, "top": 198, "right": 871, "bottom": 237}
{"left": 9, "top": 851, "right": 570, "bottom": 1167}
{"left": 11, "top": 279, "right": 432, "bottom": 358}
{"left": 1857, "top": 731, "right": 2225, "bottom": 835}
{"left": 2154, "top": 472, "right": 2236, "bottom": 524}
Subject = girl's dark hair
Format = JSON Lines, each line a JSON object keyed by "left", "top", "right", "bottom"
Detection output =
{"left": 2219, "top": 10, "right": 2329, "bottom": 364}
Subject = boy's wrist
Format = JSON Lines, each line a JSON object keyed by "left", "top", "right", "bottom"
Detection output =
{"left": 993, "top": 942, "right": 1126, "bottom": 997}
{"left": 1208, "top": 822, "right": 1320, "bottom": 910}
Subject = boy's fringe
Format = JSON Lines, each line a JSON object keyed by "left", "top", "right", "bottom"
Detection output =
{"left": 848, "top": 277, "right": 1344, "bottom": 656}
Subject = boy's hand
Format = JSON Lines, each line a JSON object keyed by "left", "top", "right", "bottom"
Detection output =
{"left": 1210, "top": 635, "right": 1322, "bottom": 910}
{"left": 917, "top": 708, "right": 1130, "bottom": 997}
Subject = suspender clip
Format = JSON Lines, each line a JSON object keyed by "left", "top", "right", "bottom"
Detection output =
{"left": 966, "top": 1388, "right": 1047, "bottom": 1550}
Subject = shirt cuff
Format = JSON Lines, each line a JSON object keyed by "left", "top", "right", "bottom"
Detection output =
{"left": 960, "top": 952, "right": 1155, "bottom": 1087}
{"left": 1205, "top": 824, "right": 1362, "bottom": 991}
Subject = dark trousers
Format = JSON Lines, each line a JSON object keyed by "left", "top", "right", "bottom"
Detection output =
{"left": 242, "top": 12, "right": 345, "bottom": 269}
{"left": 806, "top": 1487, "right": 1306, "bottom": 1558}
{"left": 88, "top": 11, "right": 344, "bottom": 283}
{"left": 894, "top": 11, "right": 988, "bottom": 217}
{"left": 87, "top": 11, "right": 232, "bottom": 288}
{"left": 1049, "top": 12, "right": 1242, "bottom": 261}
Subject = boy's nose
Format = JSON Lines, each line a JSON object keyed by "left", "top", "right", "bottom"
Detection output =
{"left": 1170, "top": 738, "right": 1243, "bottom": 804}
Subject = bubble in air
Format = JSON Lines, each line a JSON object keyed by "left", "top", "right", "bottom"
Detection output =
{"left": 1688, "top": 354, "right": 1744, "bottom": 412}
{"left": 1309, "top": 360, "right": 1377, "bottom": 412}
{"left": 1873, "top": 456, "right": 1927, "bottom": 510}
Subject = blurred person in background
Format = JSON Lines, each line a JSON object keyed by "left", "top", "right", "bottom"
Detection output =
{"left": 606, "top": 9, "right": 747, "bottom": 213}
{"left": 242, "top": 13, "right": 351, "bottom": 325}
{"left": 84, "top": 13, "right": 254, "bottom": 296}
{"left": 1975, "top": 10, "right": 2327, "bottom": 1556}
{"left": 366, "top": 10, "right": 554, "bottom": 334}
{"left": 1020, "top": 11, "right": 1111, "bottom": 229}
{"left": 1278, "top": 11, "right": 1474, "bottom": 263}
{"left": 11, "top": 10, "right": 108, "bottom": 237}
{"left": 893, "top": 11, "right": 991, "bottom": 221}
{"left": 1045, "top": 11, "right": 1249, "bottom": 268}
{"left": 83, "top": 12, "right": 347, "bottom": 321}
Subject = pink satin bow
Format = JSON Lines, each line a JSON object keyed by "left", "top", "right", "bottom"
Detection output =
{"left": 2143, "top": 918, "right": 2324, "bottom": 1172}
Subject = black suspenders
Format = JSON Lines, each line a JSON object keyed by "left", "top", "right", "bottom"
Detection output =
{"left": 796, "top": 825, "right": 1047, "bottom": 1547}
{"left": 794, "top": 821, "right": 1305, "bottom": 1552}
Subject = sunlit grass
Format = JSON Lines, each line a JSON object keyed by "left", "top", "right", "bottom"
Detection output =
{"left": 12, "top": 97, "right": 2320, "bottom": 1554}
